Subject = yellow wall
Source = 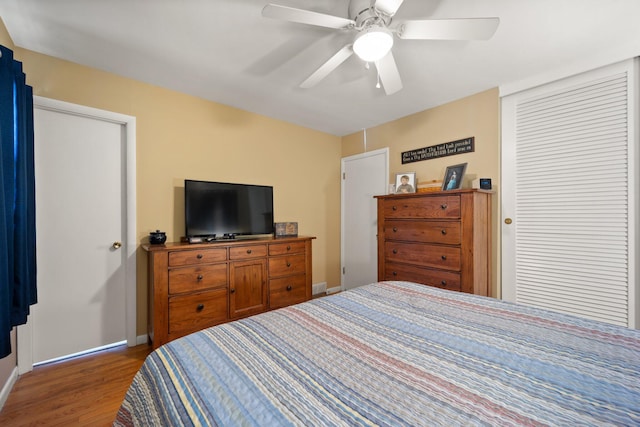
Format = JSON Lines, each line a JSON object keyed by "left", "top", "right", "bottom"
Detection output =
{"left": 0, "top": 18, "right": 12, "bottom": 49}
{"left": 5, "top": 31, "right": 342, "bottom": 337}
{"left": 1, "top": 15, "right": 502, "bottom": 346}
{"left": 342, "top": 89, "right": 501, "bottom": 296}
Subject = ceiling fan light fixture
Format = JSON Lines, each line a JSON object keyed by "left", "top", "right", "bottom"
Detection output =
{"left": 353, "top": 26, "right": 393, "bottom": 62}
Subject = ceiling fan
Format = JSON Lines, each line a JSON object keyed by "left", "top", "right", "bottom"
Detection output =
{"left": 262, "top": 0, "right": 499, "bottom": 95}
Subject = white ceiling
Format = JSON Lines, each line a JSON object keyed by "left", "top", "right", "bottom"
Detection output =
{"left": 1, "top": 0, "right": 639, "bottom": 136}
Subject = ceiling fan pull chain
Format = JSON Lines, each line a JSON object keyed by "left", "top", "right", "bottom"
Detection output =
{"left": 376, "top": 70, "right": 381, "bottom": 89}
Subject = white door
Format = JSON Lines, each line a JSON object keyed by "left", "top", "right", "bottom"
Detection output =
{"left": 501, "top": 59, "right": 637, "bottom": 327}
{"left": 17, "top": 98, "right": 137, "bottom": 369}
{"left": 341, "top": 148, "right": 389, "bottom": 290}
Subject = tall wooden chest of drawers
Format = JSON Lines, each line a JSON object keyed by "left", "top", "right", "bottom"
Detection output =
{"left": 144, "top": 236, "right": 314, "bottom": 349}
{"left": 376, "top": 190, "right": 491, "bottom": 296}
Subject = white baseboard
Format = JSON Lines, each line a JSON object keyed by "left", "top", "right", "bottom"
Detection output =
{"left": 136, "top": 334, "right": 148, "bottom": 346}
{"left": 312, "top": 281, "right": 327, "bottom": 295}
{"left": 326, "top": 286, "right": 342, "bottom": 295}
{"left": 0, "top": 366, "right": 18, "bottom": 412}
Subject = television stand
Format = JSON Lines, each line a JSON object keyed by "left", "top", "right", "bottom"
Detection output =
{"left": 143, "top": 236, "right": 316, "bottom": 349}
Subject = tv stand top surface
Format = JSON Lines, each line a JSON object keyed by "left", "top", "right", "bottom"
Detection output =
{"left": 143, "top": 235, "right": 315, "bottom": 251}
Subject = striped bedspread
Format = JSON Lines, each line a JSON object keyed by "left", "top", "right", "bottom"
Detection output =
{"left": 115, "top": 281, "right": 640, "bottom": 426}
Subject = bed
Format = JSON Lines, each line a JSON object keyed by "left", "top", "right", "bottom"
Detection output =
{"left": 114, "top": 281, "right": 640, "bottom": 426}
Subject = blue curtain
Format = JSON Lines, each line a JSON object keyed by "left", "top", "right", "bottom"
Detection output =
{"left": 0, "top": 45, "right": 36, "bottom": 359}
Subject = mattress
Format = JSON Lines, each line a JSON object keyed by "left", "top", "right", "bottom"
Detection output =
{"left": 115, "top": 281, "right": 640, "bottom": 426}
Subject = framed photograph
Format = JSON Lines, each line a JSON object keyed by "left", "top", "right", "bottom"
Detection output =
{"left": 442, "top": 163, "right": 467, "bottom": 191}
{"left": 274, "top": 222, "right": 298, "bottom": 238}
{"left": 395, "top": 172, "right": 416, "bottom": 194}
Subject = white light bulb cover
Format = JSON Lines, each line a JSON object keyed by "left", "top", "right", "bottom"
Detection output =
{"left": 353, "top": 26, "right": 394, "bottom": 62}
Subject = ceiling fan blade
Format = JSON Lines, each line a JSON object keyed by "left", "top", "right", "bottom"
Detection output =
{"left": 374, "top": 0, "right": 405, "bottom": 17}
{"left": 375, "top": 51, "right": 403, "bottom": 95}
{"left": 397, "top": 18, "right": 500, "bottom": 40}
{"left": 262, "top": 4, "right": 355, "bottom": 29}
{"left": 300, "top": 45, "right": 354, "bottom": 89}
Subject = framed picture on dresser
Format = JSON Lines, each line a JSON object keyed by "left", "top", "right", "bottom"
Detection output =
{"left": 442, "top": 163, "right": 467, "bottom": 190}
{"left": 395, "top": 172, "right": 416, "bottom": 194}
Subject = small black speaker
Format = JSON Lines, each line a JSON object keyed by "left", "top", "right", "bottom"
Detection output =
{"left": 479, "top": 178, "right": 492, "bottom": 190}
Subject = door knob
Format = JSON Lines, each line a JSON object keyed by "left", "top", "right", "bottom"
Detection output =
{"left": 504, "top": 218, "right": 513, "bottom": 224}
{"left": 112, "top": 241, "right": 122, "bottom": 249}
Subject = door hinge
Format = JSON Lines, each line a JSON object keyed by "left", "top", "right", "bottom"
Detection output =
{"left": 342, "top": 266, "right": 345, "bottom": 274}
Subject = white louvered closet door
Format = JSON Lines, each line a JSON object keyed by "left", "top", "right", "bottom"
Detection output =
{"left": 502, "top": 59, "right": 638, "bottom": 328}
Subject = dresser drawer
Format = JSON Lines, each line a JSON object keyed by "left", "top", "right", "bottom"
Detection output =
{"left": 169, "top": 263, "right": 227, "bottom": 294}
{"left": 269, "top": 275, "right": 307, "bottom": 309}
{"left": 168, "top": 289, "right": 228, "bottom": 335}
{"left": 168, "top": 248, "right": 227, "bottom": 267}
{"left": 384, "top": 262, "right": 461, "bottom": 291}
{"left": 385, "top": 241, "right": 461, "bottom": 271}
{"left": 229, "top": 244, "right": 267, "bottom": 260}
{"left": 269, "top": 241, "right": 306, "bottom": 256}
{"left": 383, "top": 196, "right": 460, "bottom": 219}
{"left": 385, "top": 220, "right": 461, "bottom": 244}
{"left": 269, "top": 254, "right": 306, "bottom": 277}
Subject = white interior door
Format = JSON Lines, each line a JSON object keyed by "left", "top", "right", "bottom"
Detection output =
{"left": 33, "top": 108, "right": 124, "bottom": 364}
{"left": 16, "top": 98, "right": 137, "bottom": 369}
{"left": 341, "top": 148, "right": 389, "bottom": 291}
{"left": 501, "top": 59, "right": 637, "bottom": 327}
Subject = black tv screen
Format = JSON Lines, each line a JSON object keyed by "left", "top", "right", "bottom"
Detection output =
{"left": 185, "top": 180, "right": 274, "bottom": 239}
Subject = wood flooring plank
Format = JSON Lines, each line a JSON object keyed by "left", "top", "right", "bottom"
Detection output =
{"left": 0, "top": 344, "right": 152, "bottom": 426}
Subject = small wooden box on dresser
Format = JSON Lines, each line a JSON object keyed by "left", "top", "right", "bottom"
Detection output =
{"left": 144, "top": 236, "right": 314, "bottom": 349}
{"left": 375, "top": 190, "right": 491, "bottom": 296}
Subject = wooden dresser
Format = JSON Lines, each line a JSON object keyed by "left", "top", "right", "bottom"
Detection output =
{"left": 144, "top": 236, "right": 314, "bottom": 349}
{"left": 375, "top": 190, "right": 491, "bottom": 296}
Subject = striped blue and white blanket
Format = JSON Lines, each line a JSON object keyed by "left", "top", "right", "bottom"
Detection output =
{"left": 115, "top": 281, "right": 640, "bottom": 426}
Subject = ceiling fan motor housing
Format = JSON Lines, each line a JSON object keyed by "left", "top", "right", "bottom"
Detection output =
{"left": 349, "top": 0, "right": 392, "bottom": 29}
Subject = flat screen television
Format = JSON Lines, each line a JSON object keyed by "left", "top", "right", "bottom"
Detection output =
{"left": 185, "top": 180, "right": 274, "bottom": 240}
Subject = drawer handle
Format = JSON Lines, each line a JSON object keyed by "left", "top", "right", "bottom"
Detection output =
{"left": 441, "top": 280, "right": 447, "bottom": 286}
{"left": 392, "top": 271, "right": 397, "bottom": 276}
{"left": 196, "top": 304, "right": 204, "bottom": 311}
{"left": 392, "top": 249, "right": 398, "bottom": 254}
{"left": 230, "top": 288, "right": 235, "bottom": 294}
{"left": 247, "top": 249, "right": 252, "bottom": 254}
{"left": 441, "top": 229, "right": 447, "bottom": 235}
{"left": 197, "top": 253, "right": 203, "bottom": 259}
{"left": 441, "top": 204, "right": 448, "bottom": 210}
{"left": 392, "top": 227, "right": 397, "bottom": 232}
{"left": 392, "top": 206, "right": 397, "bottom": 211}
{"left": 286, "top": 262, "right": 291, "bottom": 267}
{"left": 197, "top": 274, "right": 203, "bottom": 281}
{"left": 441, "top": 255, "right": 447, "bottom": 260}
{"left": 286, "top": 285, "right": 292, "bottom": 291}
{"left": 286, "top": 245, "right": 291, "bottom": 251}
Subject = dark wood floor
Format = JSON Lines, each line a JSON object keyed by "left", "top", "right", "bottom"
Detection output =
{"left": 0, "top": 344, "right": 152, "bottom": 426}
